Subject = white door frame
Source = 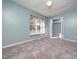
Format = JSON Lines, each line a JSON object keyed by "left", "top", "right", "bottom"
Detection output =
{"left": 50, "top": 17, "right": 64, "bottom": 38}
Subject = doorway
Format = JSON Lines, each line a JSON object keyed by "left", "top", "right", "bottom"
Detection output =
{"left": 50, "top": 17, "right": 63, "bottom": 38}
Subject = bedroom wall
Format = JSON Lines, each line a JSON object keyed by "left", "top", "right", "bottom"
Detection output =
{"left": 50, "top": 9, "right": 77, "bottom": 41}
{"left": 63, "top": 10, "right": 77, "bottom": 41}
{"left": 2, "top": 0, "right": 49, "bottom": 46}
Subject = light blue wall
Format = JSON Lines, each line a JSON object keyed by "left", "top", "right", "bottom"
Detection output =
{"left": 63, "top": 10, "right": 77, "bottom": 41}
{"left": 51, "top": 9, "right": 77, "bottom": 41}
{"left": 2, "top": 0, "right": 49, "bottom": 46}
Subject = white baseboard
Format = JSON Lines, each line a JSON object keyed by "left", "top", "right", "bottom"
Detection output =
{"left": 50, "top": 37, "right": 63, "bottom": 39}
{"left": 64, "top": 39, "right": 77, "bottom": 43}
{"left": 3, "top": 36, "right": 77, "bottom": 49}
{"left": 50, "top": 37, "right": 77, "bottom": 43}
{"left": 2, "top": 36, "right": 46, "bottom": 49}
{"left": 50, "top": 37, "right": 58, "bottom": 38}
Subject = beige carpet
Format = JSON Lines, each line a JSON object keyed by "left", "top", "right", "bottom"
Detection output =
{"left": 2, "top": 37, "right": 77, "bottom": 59}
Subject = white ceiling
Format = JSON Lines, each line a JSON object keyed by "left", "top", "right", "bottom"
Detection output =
{"left": 13, "top": 0, "right": 77, "bottom": 17}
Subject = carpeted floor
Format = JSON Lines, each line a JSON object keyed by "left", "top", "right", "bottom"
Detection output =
{"left": 2, "top": 37, "right": 77, "bottom": 59}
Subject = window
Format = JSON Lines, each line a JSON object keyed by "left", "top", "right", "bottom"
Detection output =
{"left": 30, "top": 16, "right": 45, "bottom": 35}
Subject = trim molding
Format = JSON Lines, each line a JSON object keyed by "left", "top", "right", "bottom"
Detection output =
{"left": 50, "top": 19, "right": 52, "bottom": 37}
{"left": 50, "top": 17, "right": 64, "bottom": 38}
{"left": 2, "top": 36, "right": 47, "bottom": 49}
{"left": 3, "top": 36, "right": 76, "bottom": 49}
{"left": 64, "top": 39, "right": 77, "bottom": 43}
{"left": 50, "top": 36, "right": 64, "bottom": 38}
{"left": 50, "top": 37, "right": 77, "bottom": 43}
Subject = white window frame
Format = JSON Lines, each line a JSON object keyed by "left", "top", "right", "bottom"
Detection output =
{"left": 30, "top": 16, "right": 45, "bottom": 35}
